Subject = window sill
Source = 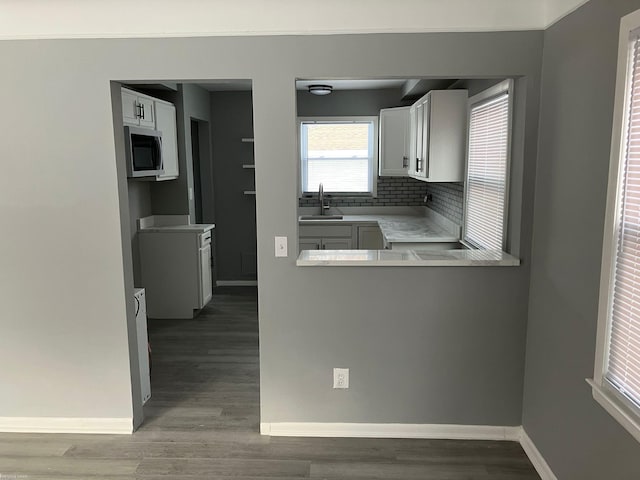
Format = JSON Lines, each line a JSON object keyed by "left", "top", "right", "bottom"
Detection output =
{"left": 587, "top": 378, "right": 640, "bottom": 444}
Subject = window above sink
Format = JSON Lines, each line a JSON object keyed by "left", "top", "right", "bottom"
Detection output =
{"left": 299, "top": 117, "right": 379, "bottom": 197}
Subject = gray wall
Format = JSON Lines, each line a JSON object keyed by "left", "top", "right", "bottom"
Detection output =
{"left": 0, "top": 31, "right": 541, "bottom": 426}
{"left": 210, "top": 91, "right": 257, "bottom": 281}
{"left": 522, "top": 0, "right": 640, "bottom": 478}
{"left": 297, "top": 88, "right": 407, "bottom": 117}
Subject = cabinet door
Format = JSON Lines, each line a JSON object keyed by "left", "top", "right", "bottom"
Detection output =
{"left": 408, "top": 105, "right": 418, "bottom": 176}
{"left": 322, "top": 238, "right": 352, "bottom": 250}
{"left": 137, "top": 96, "right": 155, "bottom": 128}
{"left": 122, "top": 90, "right": 140, "bottom": 126}
{"left": 421, "top": 97, "right": 431, "bottom": 179}
{"left": 199, "top": 244, "right": 213, "bottom": 308}
{"left": 357, "top": 226, "right": 384, "bottom": 249}
{"left": 299, "top": 237, "right": 321, "bottom": 253}
{"left": 415, "top": 102, "right": 425, "bottom": 177}
{"left": 154, "top": 102, "right": 179, "bottom": 179}
{"left": 379, "top": 107, "right": 410, "bottom": 177}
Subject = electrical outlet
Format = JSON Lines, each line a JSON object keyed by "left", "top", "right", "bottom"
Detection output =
{"left": 333, "top": 368, "right": 349, "bottom": 389}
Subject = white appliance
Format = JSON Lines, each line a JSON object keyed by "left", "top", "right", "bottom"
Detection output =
{"left": 134, "top": 288, "right": 151, "bottom": 404}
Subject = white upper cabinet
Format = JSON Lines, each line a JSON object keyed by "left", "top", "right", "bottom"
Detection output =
{"left": 122, "top": 88, "right": 155, "bottom": 128}
{"left": 409, "top": 89, "right": 468, "bottom": 182}
{"left": 379, "top": 106, "right": 411, "bottom": 177}
{"left": 154, "top": 100, "right": 179, "bottom": 180}
{"left": 121, "top": 87, "right": 179, "bottom": 181}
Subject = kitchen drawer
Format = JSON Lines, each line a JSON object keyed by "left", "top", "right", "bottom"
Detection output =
{"left": 299, "top": 225, "right": 353, "bottom": 238}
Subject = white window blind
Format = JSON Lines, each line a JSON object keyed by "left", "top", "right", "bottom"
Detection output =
{"left": 607, "top": 35, "right": 640, "bottom": 408}
{"left": 300, "top": 119, "right": 376, "bottom": 194}
{"left": 463, "top": 87, "right": 511, "bottom": 250}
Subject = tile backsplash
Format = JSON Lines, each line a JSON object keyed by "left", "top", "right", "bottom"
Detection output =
{"left": 299, "top": 177, "right": 428, "bottom": 208}
{"left": 425, "top": 182, "right": 464, "bottom": 225}
{"left": 299, "top": 177, "right": 465, "bottom": 226}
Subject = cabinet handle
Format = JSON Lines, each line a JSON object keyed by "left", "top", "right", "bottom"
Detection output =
{"left": 141, "top": 104, "right": 145, "bottom": 119}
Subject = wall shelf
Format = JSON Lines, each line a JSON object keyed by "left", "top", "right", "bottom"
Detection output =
{"left": 241, "top": 138, "right": 254, "bottom": 143}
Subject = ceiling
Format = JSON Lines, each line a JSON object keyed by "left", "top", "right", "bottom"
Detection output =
{"left": 296, "top": 79, "right": 407, "bottom": 91}
{"left": 0, "top": 0, "right": 591, "bottom": 40}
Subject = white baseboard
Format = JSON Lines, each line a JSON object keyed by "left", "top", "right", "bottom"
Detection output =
{"left": 260, "top": 422, "right": 521, "bottom": 441}
{"left": 0, "top": 417, "right": 133, "bottom": 434}
{"left": 519, "top": 428, "right": 558, "bottom": 480}
{"left": 216, "top": 280, "right": 258, "bottom": 286}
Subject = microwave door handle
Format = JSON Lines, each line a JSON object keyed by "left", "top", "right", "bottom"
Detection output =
{"left": 155, "top": 137, "right": 163, "bottom": 171}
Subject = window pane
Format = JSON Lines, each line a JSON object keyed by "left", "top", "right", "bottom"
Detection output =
{"left": 607, "top": 36, "right": 640, "bottom": 408}
{"left": 463, "top": 92, "right": 510, "bottom": 250}
{"left": 301, "top": 122, "right": 373, "bottom": 193}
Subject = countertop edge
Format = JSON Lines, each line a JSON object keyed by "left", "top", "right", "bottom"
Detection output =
{"left": 296, "top": 249, "right": 521, "bottom": 267}
{"left": 296, "top": 259, "right": 521, "bottom": 267}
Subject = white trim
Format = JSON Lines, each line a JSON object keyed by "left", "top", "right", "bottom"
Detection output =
{"left": 587, "top": 379, "right": 640, "bottom": 444}
{"left": 591, "top": 7, "right": 640, "bottom": 444}
{"left": 216, "top": 280, "right": 258, "bottom": 286}
{"left": 519, "top": 428, "right": 558, "bottom": 480}
{"left": 260, "top": 422, "right": 520, "bottom": 441}
{"left": 0, "top": 417, "right": 133, "bottom": 434}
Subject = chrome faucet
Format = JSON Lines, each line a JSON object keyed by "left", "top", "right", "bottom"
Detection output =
{"left": 318, "top": 182, "right": 329, "bottom": 216}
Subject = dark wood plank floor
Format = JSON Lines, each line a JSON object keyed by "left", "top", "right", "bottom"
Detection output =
{"left": 0, "top": 286, "right": 539, "bottom": 479}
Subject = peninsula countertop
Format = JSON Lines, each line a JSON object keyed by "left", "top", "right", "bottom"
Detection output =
{"left": 298, "top": 210, "right": 460, "bottom": 244}
{"left": 296, "top": 248, "right": 520, "bottom": 267}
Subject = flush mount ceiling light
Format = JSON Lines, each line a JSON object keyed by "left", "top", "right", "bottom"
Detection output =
{"left": 308, "top": 84, "right": 333, "bottom": 96}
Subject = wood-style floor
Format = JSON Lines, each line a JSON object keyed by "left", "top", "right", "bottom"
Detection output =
{"left": 0, "top": 286, "right": 539, "bottom": 479}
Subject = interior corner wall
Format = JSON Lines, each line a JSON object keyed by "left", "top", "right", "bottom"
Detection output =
{"left": 522, "top": 0, "right": 640, "bottom": 477}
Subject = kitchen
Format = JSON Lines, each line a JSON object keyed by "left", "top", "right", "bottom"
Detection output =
{"left": 295, "top": 77, "right": 520, "bottom": 266}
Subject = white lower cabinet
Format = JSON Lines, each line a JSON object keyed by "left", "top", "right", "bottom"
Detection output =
{"left": 139, "top": 228, "right": 214, "bottom": 319}
{"left": 357, "top": 225, "right": 384, "bottom": 249}
{"left": 199, "top": 243, "right": 213, "bottom": 307}
{"left": 299, "top": 224, "right": 354, "bottom": 253}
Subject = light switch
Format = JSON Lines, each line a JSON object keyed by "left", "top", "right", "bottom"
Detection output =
{"left": 275, "top": 236, "right": 288, "bottom": 257}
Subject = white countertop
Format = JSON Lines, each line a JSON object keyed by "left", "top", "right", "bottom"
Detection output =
{"left": 296, "top": 248, "right": 520, "bottom": 267}
{"left": 138, "top": 215, "right": 215, "bottom": 233}
{"left": 298, "top": 210, "right": 460, "bottom": 244}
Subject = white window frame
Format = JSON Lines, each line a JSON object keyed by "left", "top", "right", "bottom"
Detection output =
{"left": 461, "top": 79, "right": 514, "bottom": 251}
{"left": 590, "top": 8, "right": 640, "bottom": 444}
{"left": 298, "top": 116, "right": 379, "bottom": 197}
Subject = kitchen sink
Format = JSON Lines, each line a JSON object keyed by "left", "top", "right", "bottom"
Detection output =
{"left": 299, "top": 215, "right": 344, "bottom": 220}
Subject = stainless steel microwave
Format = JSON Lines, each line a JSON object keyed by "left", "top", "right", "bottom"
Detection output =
{"left": 124, "top": 126, "right": 164, "bottom": 178}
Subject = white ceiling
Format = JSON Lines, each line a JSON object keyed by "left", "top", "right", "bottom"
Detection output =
{"left": 0, "top": 0, "right": 591, "bottom": 40}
